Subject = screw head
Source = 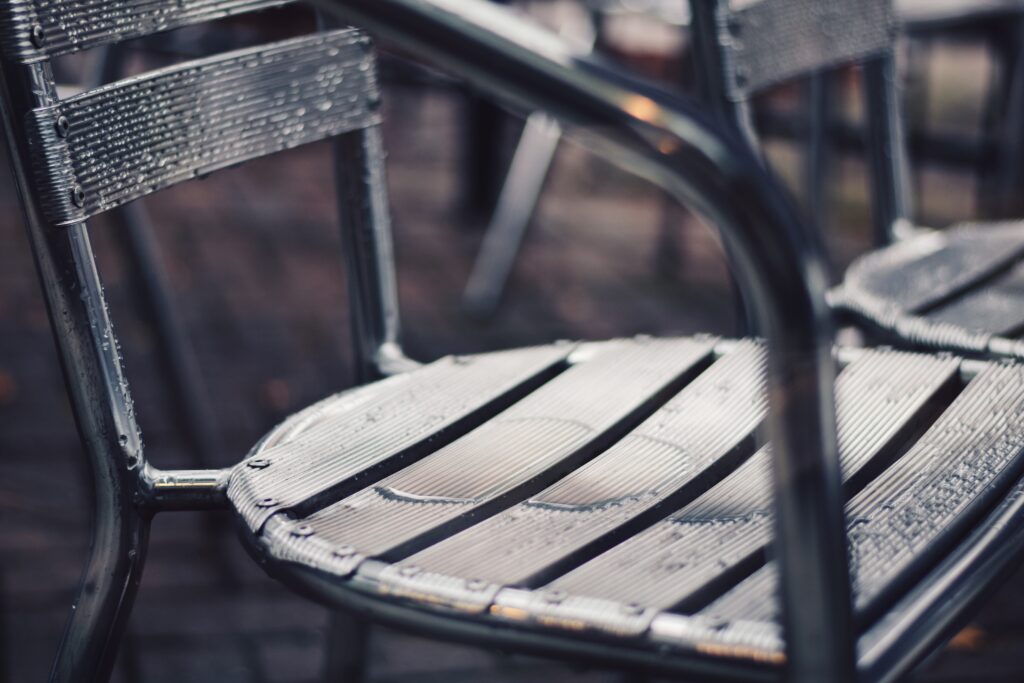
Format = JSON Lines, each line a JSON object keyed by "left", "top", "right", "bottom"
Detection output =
{"left": 255, "top": 497, "right": 278, "bottom": 508}
{"left": 246, "top": 458, "right": 271, "bottom": 470}
{"left": 621, "top": 602, "right": 645, "bottom": 617}
{"left": 30, "top": 25, "right": 45, "bottom": 49}
{"left": 70, "top": 185, "right": 85, "bottom": 207}
{"left": 399, "top": 565, "right": 421, "bottom": 578}
{"left": 542, "top": 589, "right": 566, "bottom": 605}
{"left": 465, "top": 578, "right": 489, "bottom": 592}
{"left": 55, "top": 115, "right": 70, "bottom": 137}
{"left": 332, "top": 544, "right": 356, "bottom": 559}
{"left": 290, "top": 525, "right": 314, "bottom": 538}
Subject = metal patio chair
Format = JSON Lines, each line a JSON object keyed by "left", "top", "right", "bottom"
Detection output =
{"left": 464, "top": 0, "right": 1024, "bottom": 318}
{"left": 9, "top": 2, "right": 1024, "bottom": 683}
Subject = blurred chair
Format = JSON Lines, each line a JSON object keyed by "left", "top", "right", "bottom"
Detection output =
{"left": 9, "top": 3, "right": 1024, "bottom": 683}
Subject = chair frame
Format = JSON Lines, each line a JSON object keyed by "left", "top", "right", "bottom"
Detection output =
{"left": 0, "top": 0, "right": 886, "bottom": 681}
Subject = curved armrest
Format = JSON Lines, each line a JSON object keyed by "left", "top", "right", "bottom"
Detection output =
{"left": 311, "top": 0, "right": 853, "bottom": 678}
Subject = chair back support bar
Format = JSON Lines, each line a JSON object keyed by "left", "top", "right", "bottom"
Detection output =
{"left": 0, "top": 0, "right": 295, "bottom": 62}
{"left": 27, "top": 29, "right": 380, "bottom": 226}
{"left": 718, "top": 0, "right": 895, "bottom": 99}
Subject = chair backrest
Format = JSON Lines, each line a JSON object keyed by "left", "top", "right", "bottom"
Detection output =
{"left": 688, "top": 0, "right": 910, "bottom": 245}
{"left": 0, "top": 0, "right": 401, "bottom": 559}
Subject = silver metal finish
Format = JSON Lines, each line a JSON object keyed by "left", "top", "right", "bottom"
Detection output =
{"left": 229, "top": 345, "right": 573, "bottom": 531}
{"left": 0, "top": 0, "right": 293, "bottom": 62}
{"left": 550, "top": 350, "right": 957, "bottom": 612}
{"left": 28, "top": 30, "right": 381, "bottom": 226}
{"left": 838, "top": 221, "right": 1024, "bottom": 359}
{"left": 713, "top": 0, "right": 895, "bottom": 100}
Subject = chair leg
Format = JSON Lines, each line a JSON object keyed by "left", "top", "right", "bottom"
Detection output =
{"left": 49, "top": 497, "right": 150, "bottom": 683}
{"left": 322, "top": 612, "right": 371, "bottom": 683}
{"left": 462, "top": 112, "right": 562, "bottom": 317}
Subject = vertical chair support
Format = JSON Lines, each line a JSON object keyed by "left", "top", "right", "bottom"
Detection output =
{"left": 333, "top": 127, "right": 418, "bottom": 382}
{"left": 313, "top": 1, "right": 855, "bottom": 681}
{"left": 863, "top": 53, "right": 915, "bottom": 245}
{"left": 0, "top": 59, "right": 150, "bottom": 683}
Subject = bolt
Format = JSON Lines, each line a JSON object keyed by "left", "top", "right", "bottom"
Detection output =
{"left": 332, "top": 544, "right": 356, "bottom": 559}
{"left": 621, "top": 602, "right": 645, "bottom": 617}
{"left": 290, "top": 525, "right": 314, "bottom": 538}
{"left": 465, "top": 578, "right": 489, "bottom": 592}
{"left": 256, "top": 497, "right": 278, "bottom": 508}
{"left": 55, "top": 115, "right": 70, "bottom": 137}
{"left": 30, "top": 25, "right": 45, "bottom": 49}
{"left": 70, "top": 185, "right": 85, "bottom": 207}
{"left": 246, "top": 458, "right": 271, "bottom": 470}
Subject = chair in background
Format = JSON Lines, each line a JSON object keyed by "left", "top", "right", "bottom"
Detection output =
{"left": 8, "top": 2, "right": 1024, "bottom": 683}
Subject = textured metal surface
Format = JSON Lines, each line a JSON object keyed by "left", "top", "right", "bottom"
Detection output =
{"left": 287, "top": 338, "right": 716, "bottom": 572}
{"left": 723, "top": 0, "right": 894, "bottom": 98}
{"left": 389, "top": 341, "right": 766, "bottom": 601}
{"left": 0, "top": 0, "right": 293, "bottom": 62}
{"left": 706, "top": 362, "right": 1024, "bottom": 625}
{"left": 228, "top": 344, "right": 573, "bottom": 531}
{"left": 28, "top": 29, "right": 380, "bottom": 226}
{"left": 548, "top": 350, "right": 958, "bottom": 611}
{"left": 840, "top": 222, "right": 1024, "bottom": 358}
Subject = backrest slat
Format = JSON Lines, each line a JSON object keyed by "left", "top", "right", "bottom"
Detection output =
{"left": 28, "top": 28, "right": 381, "bottom": 226}
{"left": 722, "top": 0, "right": 894, "bottom": 98}
{"left": 0, "top": 0, "right": 295, "bottom": 62}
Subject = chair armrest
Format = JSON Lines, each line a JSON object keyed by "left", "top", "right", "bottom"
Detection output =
{"left": 311, "top": 0, "right": 853, "bottom": 678}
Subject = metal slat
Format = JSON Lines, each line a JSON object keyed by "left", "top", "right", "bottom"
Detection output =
{"left": 288, "top": 337, "right": 718, "bottom": 573}
{"left": 726, "top": 0, "right": 893, "bottom": 98}
{"left": 706, "top": 362, "right": 1024, "bottom": 625}
{"left": 383, "top": 341, "right": 766, "bottom": 602}
{"left": 228, "top": 344, "right": 573, "bottom": 531}
{"left": 927, "top": 262, "right": 1024, "bottom": 337}
{"left": 843, "top": 222, "right": 1024, "bottom": 317}
{"left": 547, "top": 351, "right": 959, "bottom": 612}
{"left": 28, "top": 30, "right": 380, "bottom": 226}
{"left": 0, "top": 0, "right": 294, "bottom": 61}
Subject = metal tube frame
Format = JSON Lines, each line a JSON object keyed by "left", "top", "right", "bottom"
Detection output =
{"left": 311, "top": 1, "right": 852, "bottom": 682}
{"left": 2, "top": 0, "right": 850, "bottom": 680}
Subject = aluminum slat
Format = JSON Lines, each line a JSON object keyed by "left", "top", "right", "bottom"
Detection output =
{"left": 389, "top": 341, "right": 766, "bottom": 596}
{"left": 296, "top": 337, "right": 717, "bottom": 566}
{"left": 228, "top": 343, "right": 573, "bottom": 531}
{"left": 706, "top": 362, "right": 1024, "bottom": 625}
{"left": 927, "top": 262, "right": 1024, "bottom": 337}
{"left": 548, "top": 351, "right": 959, "bottom": 611}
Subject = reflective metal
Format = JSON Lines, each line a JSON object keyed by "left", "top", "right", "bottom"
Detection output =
{"left": 310, "top": 2, "right": 849, "bottom": 682}
{"left": 0, "top": 0, "right": 294, "bottom": 61}
{"left": 29, "top": 30, "right": 381, "bottom": 225}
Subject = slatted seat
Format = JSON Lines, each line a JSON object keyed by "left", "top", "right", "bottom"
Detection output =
{"left": 233, "top": 335, "right": 1024, "bottom": 674}
{"left": 838, "top": 223, "right": 1024, "bottom": 360}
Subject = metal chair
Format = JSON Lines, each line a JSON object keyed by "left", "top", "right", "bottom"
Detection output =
{"left": 7, "top": 2, "right": 1024, "bottom": 683}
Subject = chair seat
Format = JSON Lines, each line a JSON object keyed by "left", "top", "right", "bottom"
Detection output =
{"left": 229, "top": 336, "right": 1024, "bottom": 679}
{"left": 838, "top": 222, "right": 1024, "bottom": 360}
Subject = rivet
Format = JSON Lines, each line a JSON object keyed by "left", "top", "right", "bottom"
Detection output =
{"left": 256, "top": 497, "right": 278, "bottom": 508}
{"left": 246, "top": 458, "right": 271, "bottom": 470}
{"left": 621, "top": 602, "right": 645, "bottom": 617}
{"left": 332, "top": 544, "right": 356, "bottom": 559}
{"left": 30, "top": 25, "right": 45, "bottom": 49}
{"left": 70, "top": 185, "right": 85, "bottom": 207}
{"left": 55, "top": 115, "right": 70, "bottom": 137}
{"left": 399, "top": 565, "right": 421, "bottom": 578}
{"left": 465, "top": 578, "right": 489, "bottom": 592}
{"left": 290, "top": 524, "right": 314, "bottom": 538}
{"left": 543, "top": 589, "right": 566, "bottom": 605}
{"left": 368, "top": 92, "right": 382, "bottom": 110}
{"left": 452, "top": 355, "right": 471, "bottom": 365}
